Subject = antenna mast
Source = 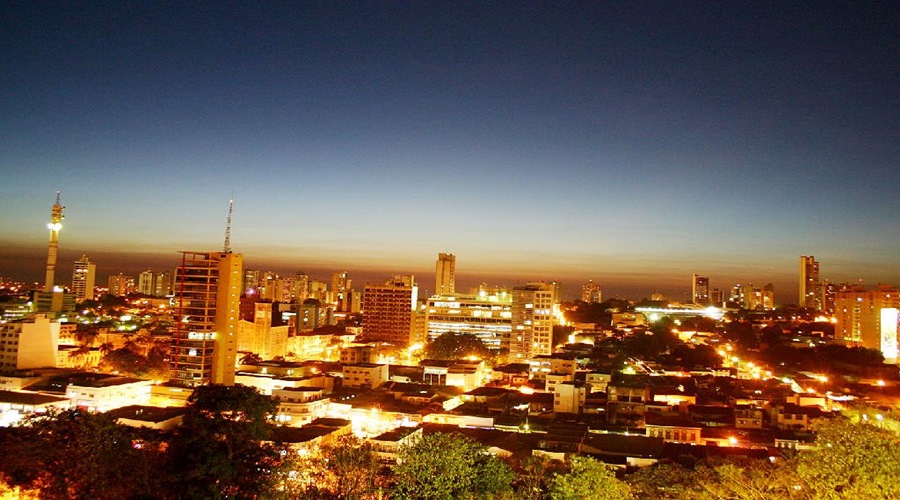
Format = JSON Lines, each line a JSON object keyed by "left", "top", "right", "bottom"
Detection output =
{"left": 223, "top": 197, "right": 233, "bottom": 253}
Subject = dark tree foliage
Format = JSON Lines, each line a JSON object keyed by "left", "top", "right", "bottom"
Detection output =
{"left": 424, "top": 332, "right": 492, "bottom": 360}
{"left": 392, "top": 432, "right": 513, "bottom": 499}
{"left": 0, "top": 410, "right": 167, "bottom": 499}
{"left": 168, "top": 384, "right": 280, "bottom": 499}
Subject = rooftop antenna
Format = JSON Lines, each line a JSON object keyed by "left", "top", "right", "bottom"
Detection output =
{"left": 223, "top": 196, "right": 233, "bottom": 253}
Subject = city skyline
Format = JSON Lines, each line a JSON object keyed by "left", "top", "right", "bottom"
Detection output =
{"left": 2, "top": 3, "right": 898, "bottom": 302}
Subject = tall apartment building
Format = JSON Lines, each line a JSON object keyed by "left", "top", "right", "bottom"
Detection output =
{"left": 107, "top": 273, "right": 135, "bottom": 296}
{"left": 332, "top": 271, "right": 352, "bottom": 311}
{"left": 581, "top": 280, "right": 602, "bottom": 303}
{"left": 425, "top": 290, "right": 512, "bottom": 350}
{"left": 435, "top": 253, "right": 456, "bottom": 296}
{"left": 138, "top": 270, "right": 155, "bottom": 296}
{"left": 170, "top": 251, "right": 243, "bottom": 387}
{"left": 71, "top": 255, "right": 96, "bottom": 302}
{"left": 799, "top": 256, "right": 822, "bottom": 310}
{"left": 691, "top": 274, "right": 709, "bottom": 305}
{"left": 834, "top": 285, "right": 900, "bottom": 355}
{"left": 508, "top": 283, "right": 557, "bottom": 360}
{"left": 362, "top": 275, "right": 418, "bottom": 346}
{"left": 154, "top": 272, "right": 171, "bottom": 296}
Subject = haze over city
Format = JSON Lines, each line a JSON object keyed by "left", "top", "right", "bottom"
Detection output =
{"left": 2, "top": 3, "right": 898, "bottom": 301}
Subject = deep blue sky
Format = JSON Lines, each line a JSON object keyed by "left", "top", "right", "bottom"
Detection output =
{"left": 1, "top": 2, "right": 898, "bottom": 302}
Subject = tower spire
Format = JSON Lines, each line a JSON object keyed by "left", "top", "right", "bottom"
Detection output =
{"left": 223, "top": 197, "right": 233, "bottom": 253}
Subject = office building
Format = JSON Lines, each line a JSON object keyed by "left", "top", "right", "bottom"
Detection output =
{"left": 581, "top": 280, "right": 602, "bottom": 303}
{"left": 71, "top": 255, "right": 96, "bottom": 302}
{"left": 425, "top": 290, "right": 512, "bottom": 350}
{"left": 170, "top": 251, "right": 243, "bottom": 387}
{"left": 799, "top": 256, "right": 822, "bottom": 310}
{"left": 435, "top": 253, "right": 456, "bottom": 296}
{"left": 508, "top": 283, "right": 556, "bottom": 360}
{"left": 362, "top": 275, "right": 418, "bottom": 346}
{"left": 691, "top": 274, "right": 709, "bottom": 305}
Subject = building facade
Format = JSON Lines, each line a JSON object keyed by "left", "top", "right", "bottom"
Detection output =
{"left": 508, "top": 283, "right": 556, "bottom": 360}
{"left": 581, "top": 280, "right": 602, "bottom": 303}
{"left": 71, "top": 255, "right": 96, "bottom": 302}
{"left": 362, "top": 275, "right": 418, "bottom": 346}
{"left": 799, "top": 255, "right": 822, "bottom": 310}
{"left": 834, "top": 285, "right": 900, "bottom": 355}
{"left": 691, "top": 274, "right": 709, "bottom": 305}
{"left": 425, "top": 290, "right": 512, "bottom": 350}
{"left": 170, "top": 251, "right": 243, "bottom": 387}
{"left": 435, "top": 253, "right": 455, "bottom": 296}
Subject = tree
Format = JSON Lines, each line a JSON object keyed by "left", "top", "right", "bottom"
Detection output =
{"left": 424, "top": 332, "right": 492, "bottom": 361}
{"left": 392, "top": 432, "right": 513, "bottom": 499}
{"left": 0, "top": 410, "right": 167, "bottom": 499}
{"left": 795, "top": 415, "right": 900, "bottom": 499}
{"left": 168, "top": 384, "right": 280, "bottom": 499}
{"left": 549, "top": 456, "right": 632, "bottom": 500}
{"left": 321, "top": 436, "right": 381, "bottom": 499}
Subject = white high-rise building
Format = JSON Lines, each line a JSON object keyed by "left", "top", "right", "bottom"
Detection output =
{"left": 799, "top": 256, "right": 822, "bottom": 310}
{"left": 508, "top": 283, "right": 556, "bottom": 360}
{"left": 71, "top": 255, "right": 96, "bottom": 302}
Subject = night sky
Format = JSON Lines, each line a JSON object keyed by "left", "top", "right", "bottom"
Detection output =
{"left": 1, "top": 2, "right": 898, "bottom": 302}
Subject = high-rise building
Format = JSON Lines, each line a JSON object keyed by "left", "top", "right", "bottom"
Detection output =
{"left": 362, "top": 275, "right": 418, "bottom": 346}
{"left": 138, "top": 270, "right": 155, "bottom": 296}
{"left": 243, "top": 269, "right": 260, "bottom": 295}
{"left": 154, "top": 272, "right": 171, "bottom": 296}
{"left": 508, "top": 283, "right": 556, "bottom": 360}
{"left": 691, "top": 274, "right": 709, "bottom": 305}
{"left": 435, "top": 253, "right": 456, "bottom": 296}
{"left": 71, "top": 255, "right": 96, "bottom": 302}
{"left": 581, "top": 280, "right": 602, "bottom": 303}
{"left": 108, "top": 274, "right": 135, "bottom": 296}
{"left": 834, "top": 285, "right": 900, "bottom": 355}
{"left": 332, "top": 271, "right": 352, "bottom": 311}
{"left": 170, "top": 251, "right": 243, "bottom": 387}
{"left": 799, "top": 256, "right": 822, "bottom": 310}
{"left": 295, "top": 272, "right": 310, "bottom": 303}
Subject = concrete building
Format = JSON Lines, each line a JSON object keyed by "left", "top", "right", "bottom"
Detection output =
{"left": 435, "top": 253, "right": 455, "bottom": 296}
{"left": 507, "top": 283, "right": 556, "bottom": 360}
{"left": 108, "top": 273, "right": 135, "bottom": 296}
{"left": 170, "top": 251, "right": 243, "bottom": 387}
{"left": 691, "top": 274, "right": 709, "bottom": 305}
{"left": 363, "top": 275, "right": 418, "bottom": 346}
{"left": 835, "top": 285, "right": 900, "bottom": 353}
{"left": 238, "top": 301, "right": 288, "bottom": 360}
{"left": 0, "top": 314, "right": 59, "bottom": 372}
{"left": 581, "top": 280, "right": 602, "bottom": 303}
{"left": 71, "top": 255, "right": 96, "bottom": 302}
{"left": 554, "top": 381, "right": 590, "bottom": 414}
{"left": 342, "top": 363, "right": 389, "bottom": 389}
{"left": 425, "top": 290, "right": 512, "bottom": 350}
{"left": 799, "top": 255, "right": 822, "bottom": 310}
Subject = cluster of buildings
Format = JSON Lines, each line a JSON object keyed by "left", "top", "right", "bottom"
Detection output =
{"left": 0, "top": 194, "right": 898, "bottom": 468}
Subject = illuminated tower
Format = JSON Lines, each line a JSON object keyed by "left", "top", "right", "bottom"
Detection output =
{"left": 691, "top": 274, "right": 709, "bottom": 305}
{"left": 44, "top": 191, "right": 64, "bottom": 292}
{"left": 332, "top": 270, "right": 351, "bottom": 311}
{"left": 71, "top": 255, "right": 96, "bottom": 302}
{"left": 435, "top": 253, "right": 455, "bottom": 295}
{"left": 799, "top": 256, "right": 822, "bottom": 309}
{"left": 170, "top": 251, "right": 243, "bottom": 386}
